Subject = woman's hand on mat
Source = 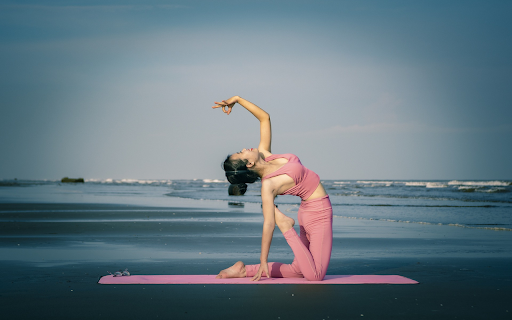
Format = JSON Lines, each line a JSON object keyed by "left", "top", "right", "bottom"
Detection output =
{"left": 251, "top": 262, "right": 270, "bottom": 281}
{"left": 212, "top": 96, "right": 239, "bottom": 115}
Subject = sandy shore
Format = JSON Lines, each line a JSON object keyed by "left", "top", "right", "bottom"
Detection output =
{"left": 1, "top": 202, "right": 511, "bottom": 319}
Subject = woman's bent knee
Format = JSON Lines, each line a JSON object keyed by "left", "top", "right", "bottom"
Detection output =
{"left": 304, "top": 274, "right": 325, "bottom": 281}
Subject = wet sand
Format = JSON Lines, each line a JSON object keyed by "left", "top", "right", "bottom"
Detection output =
{"left": 1, "top": 202, "right": 511, "bottom": 319}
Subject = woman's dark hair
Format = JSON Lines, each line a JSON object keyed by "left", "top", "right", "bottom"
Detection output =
{"left": 223, "top": 155, "right": 260, "bottom": 185}
{"left": 228, "top": 183, "right": 247, "bottom": 196}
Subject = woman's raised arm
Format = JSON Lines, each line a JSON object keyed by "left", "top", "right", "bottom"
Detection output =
{"left": 212, "top": 96, "right": 272, "bottom": 153}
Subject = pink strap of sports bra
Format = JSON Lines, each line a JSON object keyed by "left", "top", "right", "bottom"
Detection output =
{"left": 262, "top": 154, "right": 295, "bottom": 181}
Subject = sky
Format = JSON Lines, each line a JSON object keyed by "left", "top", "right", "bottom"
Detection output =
{"left": 1, "top": 0, "right": 511, "bottom": 180}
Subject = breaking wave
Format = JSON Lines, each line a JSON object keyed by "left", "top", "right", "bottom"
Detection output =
{"left": 448, "top": 180, "right": 511, "bottom": 187}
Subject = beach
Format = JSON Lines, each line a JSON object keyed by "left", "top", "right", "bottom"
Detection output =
{"left": 1, "top": 180, "right": 511, "bottom": 319}
{"left": 2, "top": 0, "right": 511, "bottom": 318}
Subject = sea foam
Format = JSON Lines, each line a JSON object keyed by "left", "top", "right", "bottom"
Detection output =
{"left": 203, "top": 179, "right": 227, "bottom": 183}
{"left": 448, "top": 180, "right": 511, "bottom": 187}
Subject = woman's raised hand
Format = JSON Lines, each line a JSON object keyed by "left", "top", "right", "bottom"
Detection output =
{"left": 212, "top": 96, "right": 239, "bottom": 115}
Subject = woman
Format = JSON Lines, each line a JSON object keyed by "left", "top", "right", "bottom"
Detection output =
{"left": 212, "top": 96, "right": 332, "bottom": 281}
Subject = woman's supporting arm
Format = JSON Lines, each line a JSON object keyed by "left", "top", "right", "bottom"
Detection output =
{"left": 251, "top": 180, "right": 277, "bottom": 281}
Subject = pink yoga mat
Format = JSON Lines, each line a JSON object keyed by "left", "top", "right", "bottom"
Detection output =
{"left": 98, "top": 274, "right": 418, "bottom": 285}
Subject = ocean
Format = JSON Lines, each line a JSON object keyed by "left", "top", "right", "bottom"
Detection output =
{"left": 1, "top": 178, "right": 510, "bottom": 231}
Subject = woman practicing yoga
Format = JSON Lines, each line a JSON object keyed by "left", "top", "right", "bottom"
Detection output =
{"left": 212, "top": 96, "right": 333, "bottom": 281}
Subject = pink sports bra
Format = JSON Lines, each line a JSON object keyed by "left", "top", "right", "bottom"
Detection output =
{"left": 262, "top": 153, "right": 321, "bottom": 200}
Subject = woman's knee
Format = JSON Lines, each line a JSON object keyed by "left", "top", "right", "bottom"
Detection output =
{"left": 304, "top": 273, "right": 326, "bottom": 281}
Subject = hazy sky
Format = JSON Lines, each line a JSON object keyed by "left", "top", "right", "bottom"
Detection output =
{"left": 1, "top": 0, "right": 511, "bottom": 180}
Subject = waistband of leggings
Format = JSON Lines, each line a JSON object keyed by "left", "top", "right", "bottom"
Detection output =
{"left": 301, "top": 194, "right": 330, "bottom": 206}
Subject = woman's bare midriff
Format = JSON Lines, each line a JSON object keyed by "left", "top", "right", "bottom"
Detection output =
{"left": 304, "top": 182, "right": 328, "bottom": 201}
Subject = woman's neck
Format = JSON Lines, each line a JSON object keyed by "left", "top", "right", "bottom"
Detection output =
{"left": 255, "top": 159, "right": 281, "bottom": 178}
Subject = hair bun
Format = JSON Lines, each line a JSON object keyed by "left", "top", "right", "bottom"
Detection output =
{"left": 228, "top": 183, "right": 247, "bottom": 195}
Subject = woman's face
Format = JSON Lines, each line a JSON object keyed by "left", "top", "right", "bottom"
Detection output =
{"left": 230, "top": 148, "right": 260, "bottom": 166}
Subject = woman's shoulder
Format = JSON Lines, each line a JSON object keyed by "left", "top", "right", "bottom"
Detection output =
{"left": 259, "top": 150, "right": 272, "bottom": 159}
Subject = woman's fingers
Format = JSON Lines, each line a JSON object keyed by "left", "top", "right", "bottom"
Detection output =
{"left": 223, "top": 101, "right": 235, "bottom": 115}
{"left": 212, "top": 101, "right": 234, "bottom": 115}
{"left": 212, "top": 104, "right": 229, "bottom": 114}
{"left": 251, "top": 263, "right": 269, "bottom": 281}
{"left": 251, "top": 272, "right": 261, "bottom": 281}
{"left": 212, "top": 102, "right": 225, "bottom": 108}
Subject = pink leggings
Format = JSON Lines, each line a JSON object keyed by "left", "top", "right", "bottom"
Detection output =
{"left": 246, "top": 195, "right": 333, "bottom": 281}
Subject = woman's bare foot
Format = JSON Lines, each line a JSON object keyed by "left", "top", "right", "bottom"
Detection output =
{"left": 215, "top": 261, "right": 247, "bottom": 279}
{"left": 275, "top": 207, "right": 295, "bottom": 233}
